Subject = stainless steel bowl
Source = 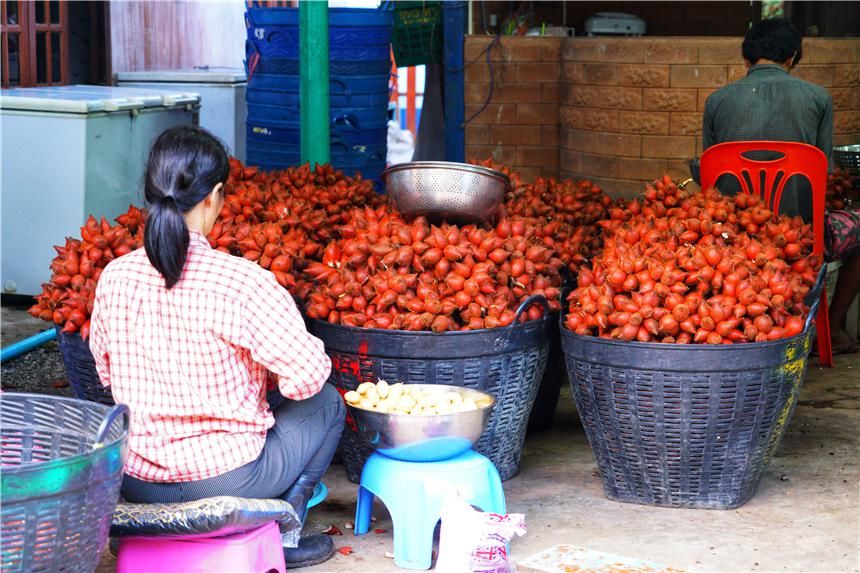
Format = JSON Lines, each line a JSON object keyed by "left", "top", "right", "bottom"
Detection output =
{"left": 382, "top": 161, "right": 511, "bottom": 223}
{"left": 347, "top": 384, "right": 495, "bottom": 462}
{"left": 833, "top": 144, "right": 860, "bottom": 173}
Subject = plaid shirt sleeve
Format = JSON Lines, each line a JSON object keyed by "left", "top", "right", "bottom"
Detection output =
{"left": 238, "top": 269, "right": 331, "bottom": 400}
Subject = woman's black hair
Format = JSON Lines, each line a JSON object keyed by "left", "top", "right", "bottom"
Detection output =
{"left": 143, "top": 125, "right": 229, "bottom": 289}
{"left": 742, "top": 18, "right": 803, "bottom": 67}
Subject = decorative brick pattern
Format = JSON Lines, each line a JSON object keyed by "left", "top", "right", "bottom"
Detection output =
{"left": 835, "top": 111, "right": 860, "bottom": 134}
{"left": 669, "top": 65, "right": 728, "bottom": 88}
{"left": 831, "top": 88, "right": 857, "bottom": 111}
{"left": 644, "top": 88, "right": 698, "bottom": 112}
{"left": 793, "top": 65, "right": 836, "bottom": 87}
{"left": 833, "top": 64, "right": 860, "bottom": 86}
{"left": 465, "top": 36, "right": 860, "bottom": 197}
{"left": 620, "top": 65, "right": 671, "bottom": 87}
{"left": 669, "top": 112, "right": 704, "bottom": 136}
{"left": 562, "top": 85, "right": 643, "bottom": 110}
{"left": 643, "top": 43, "right": 698, "bottom": 65}
{"left": 619, "top": 111, "right": 670, "bottom": 135}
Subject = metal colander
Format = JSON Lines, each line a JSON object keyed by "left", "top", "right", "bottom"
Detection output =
{"left": 382, "top": 161, "right": 510, "bottom": 223}
{"left": 833, "top": 144, "right": 860, "bottom": 173}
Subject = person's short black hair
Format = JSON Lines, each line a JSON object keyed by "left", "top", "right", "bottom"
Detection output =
{"left": 742, "top": 18, "right": 803, "bottom": 66}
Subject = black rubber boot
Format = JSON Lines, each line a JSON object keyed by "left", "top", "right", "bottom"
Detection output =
{"left": 280, "top": 474, "right": 334, "bottom": 568}
{"left": 283, "top": 534, "right": 335, "bottom": 568}
{"left": 283, "top": 474, "right": 318, "bottom": 525}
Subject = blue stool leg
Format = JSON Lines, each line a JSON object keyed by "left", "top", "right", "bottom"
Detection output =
{"left": 392, "top": 481, "right": 437, "bottom": 570}
{"left": 479, "top": 463, "right": 506, "bottom": 515}
{"left": 354, "top": 485, "right": 374, "bottom": 536}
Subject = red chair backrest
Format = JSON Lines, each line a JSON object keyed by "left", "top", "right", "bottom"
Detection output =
{"left": 699, "top": 140, "right": 828, "bottom": 257}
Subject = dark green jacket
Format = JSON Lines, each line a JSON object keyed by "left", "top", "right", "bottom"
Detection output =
{"left": 703, "top": 64, "right": 833, "bottom": 162}
{"left": 702, "top": 64, "right": 833, "bottom": 219}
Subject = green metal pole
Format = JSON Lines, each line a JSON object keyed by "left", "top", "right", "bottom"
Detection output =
{"left": 300, "top": 0, "right": 330, "bottom": 165}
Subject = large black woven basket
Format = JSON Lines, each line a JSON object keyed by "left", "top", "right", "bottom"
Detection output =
{"left": 526, "top": 313, "right": 567, "bottom": 433}
{"left": 55, "top": 326, "right": 115, "bottom": 405}
{"left": 561, "top": 320, "right": 815, "bottom": 509}
{"left": 310, "top": 296, "right": 553, "bottom": 482}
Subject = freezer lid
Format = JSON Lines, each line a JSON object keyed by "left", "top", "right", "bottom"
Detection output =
{"left": 0, "top": 85, "right": 201, "bottom": 114}
{"left": 115, "top": 67, "right": 247, "bottom": 84}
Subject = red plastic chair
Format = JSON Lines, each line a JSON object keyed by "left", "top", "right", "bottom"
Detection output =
{"left": 700, "top": 140, "right": 833, "bottom": 367}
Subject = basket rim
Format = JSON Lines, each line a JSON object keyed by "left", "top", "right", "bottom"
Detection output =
{"left": 310, "top": 312, "right": 554, "bottom": 338}
{"left": 559, "top": 316, "right": 813, "bottom": 352}
{"left": 310, "top": 312, "right": 554, "bottom": 359}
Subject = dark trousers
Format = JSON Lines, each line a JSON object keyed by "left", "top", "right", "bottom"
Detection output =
{"left": 121, "top": 383, "right": 345, "bottom": 503}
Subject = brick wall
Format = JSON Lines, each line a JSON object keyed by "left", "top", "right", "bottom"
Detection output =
{"left": 462, "top": 36, "right": 860, "bottom": 196}
{"left": 558, "top": 37, "right": 860, "bottom": 197}
{"left": 464, "top": 36, "right": 562, "bottom": 180}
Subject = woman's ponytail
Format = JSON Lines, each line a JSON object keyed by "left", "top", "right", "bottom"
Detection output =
{"left": 144, "top": 195, "right": 190, "bottom": 289}
{"left": 143, "top": 126, "right": 229, "bottom": 289}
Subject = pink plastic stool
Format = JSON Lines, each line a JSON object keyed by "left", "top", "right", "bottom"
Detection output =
{"left": 116, "top": 521, "right": 285, "bottom": 573}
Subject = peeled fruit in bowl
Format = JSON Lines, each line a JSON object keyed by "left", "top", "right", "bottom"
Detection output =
{"left": 344, "top": 379, "right": 492, "bottom": 416}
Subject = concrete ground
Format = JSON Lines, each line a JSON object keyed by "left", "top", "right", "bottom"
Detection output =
{"left": 2, "top": 305, "right": 858, "bottom": 573}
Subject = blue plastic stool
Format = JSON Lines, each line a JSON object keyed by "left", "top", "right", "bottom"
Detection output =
{"left": 354, "top": 450, "right": 505, "bottom": 570}
{"left": 308, "top": 481, "right": 327, "bottom": 510}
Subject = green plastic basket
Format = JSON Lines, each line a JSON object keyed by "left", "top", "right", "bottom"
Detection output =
{"left": 391, "top": 1, "right": 442, "bottom": 67}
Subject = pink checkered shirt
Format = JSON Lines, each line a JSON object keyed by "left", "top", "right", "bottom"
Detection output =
{"left": 89, "top": 230, "right": 331, "bottom": 482}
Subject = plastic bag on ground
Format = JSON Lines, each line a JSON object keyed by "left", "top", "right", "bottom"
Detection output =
{"left": 436, "top": 493, "right": 526, "bottom": 573}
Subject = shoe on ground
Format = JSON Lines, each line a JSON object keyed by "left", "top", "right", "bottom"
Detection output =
{"left": 284, "top": 534, "right": 335, "bottom": 568}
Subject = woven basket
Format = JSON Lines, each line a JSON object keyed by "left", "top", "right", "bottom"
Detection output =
{"left": 1, "top": 393, "right": 129, "bottom": 572}
{"left": 310, "top": 296, "right": 552, "bottom": 482}
{"left": 561, "top": 318, "right": 816, "bottom": 509}
{"left": 527, "top": 313, "right": 567, "bottom": 433}
{"left": 55, "top": 326, "right": 115, "bottom": 405}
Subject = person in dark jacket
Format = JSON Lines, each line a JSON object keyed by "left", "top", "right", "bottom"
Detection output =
{"left": 702, "top": 18, "right": 859, "bottom": 354}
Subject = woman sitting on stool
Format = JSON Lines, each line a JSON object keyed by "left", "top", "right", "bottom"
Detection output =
{"left": 90, "top": 126, "right": 345, "bottom": 568}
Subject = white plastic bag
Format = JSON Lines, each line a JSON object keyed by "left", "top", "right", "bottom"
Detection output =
{"left": 387, "top": 119, "right": 415, "bottom": 165}
{"left": 436, "top": 494, "right": 526, "bottom": 573}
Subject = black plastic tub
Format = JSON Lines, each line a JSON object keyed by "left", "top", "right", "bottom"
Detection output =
{"left": 560, "top": 317, "right": 816, "bottom": 509}
{"left": 310, "top": 296, "right": 553, "bottom": 482}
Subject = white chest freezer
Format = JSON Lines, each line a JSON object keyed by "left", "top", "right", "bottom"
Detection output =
{"left": 0, "top": 85, "right": 201, "bottom": 296}
{"left": 116, "top": 68, "right": 247, "bottom": 162}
